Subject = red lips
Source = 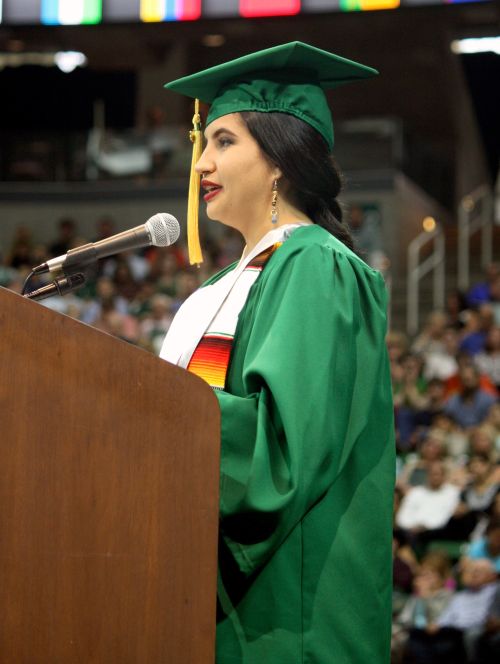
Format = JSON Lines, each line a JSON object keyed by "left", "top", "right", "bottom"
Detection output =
{"left": 201, "top": 179, "right": 222, "bottom": 202}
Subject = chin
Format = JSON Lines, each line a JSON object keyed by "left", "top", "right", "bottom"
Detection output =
{"left": 206, "top": 205, "right": 229, "bottom": 226}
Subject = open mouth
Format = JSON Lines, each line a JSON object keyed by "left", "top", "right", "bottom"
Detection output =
{"left": 202, "top": 180, "right": 222, "bottom": 202}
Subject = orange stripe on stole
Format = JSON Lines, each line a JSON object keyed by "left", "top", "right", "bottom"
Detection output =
{"left": 187, "top": 333, "right": 233, "bottom": 389}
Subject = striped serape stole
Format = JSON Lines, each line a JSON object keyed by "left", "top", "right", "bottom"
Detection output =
{"left": 187, "top": 243, "right": 281, "bottom": 390}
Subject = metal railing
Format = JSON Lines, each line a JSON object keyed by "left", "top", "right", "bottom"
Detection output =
{"left": 407, "top": 225, "right": 445, "bottom": 336}
{"left": 458, "top": 184, "right": 493, "bottom": 291}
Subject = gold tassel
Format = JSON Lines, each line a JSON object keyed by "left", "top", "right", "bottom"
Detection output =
{"left": 187, "top": 98, "right": 203, "bottom": 266}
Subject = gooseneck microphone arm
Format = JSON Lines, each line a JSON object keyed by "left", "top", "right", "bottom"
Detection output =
{"left": 24, "top": 272, "right": 87, "bottom": 302}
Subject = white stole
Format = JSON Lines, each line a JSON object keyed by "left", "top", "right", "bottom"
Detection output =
{"left": 160, "top": 224, "right": 306, "bottom": 368}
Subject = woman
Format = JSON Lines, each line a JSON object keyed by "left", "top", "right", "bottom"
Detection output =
{"left": 160, "top": 42, "right": 395, "bottom": 663}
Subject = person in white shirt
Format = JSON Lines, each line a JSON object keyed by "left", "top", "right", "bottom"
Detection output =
{"left": 396, "top": 461, "right": 460, "bottom": 534}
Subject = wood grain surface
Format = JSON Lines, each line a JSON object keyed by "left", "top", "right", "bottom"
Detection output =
{"left": 0, "top": 287, "right": 220, "bottom": 663}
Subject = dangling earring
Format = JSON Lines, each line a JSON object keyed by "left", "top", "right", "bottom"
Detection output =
{"left": 271, "top": 179, "right": 279, "bottom": 225}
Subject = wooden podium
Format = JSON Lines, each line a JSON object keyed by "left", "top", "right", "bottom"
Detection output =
{"left": 0, "top": 287, "right": 220, "bottom": 663}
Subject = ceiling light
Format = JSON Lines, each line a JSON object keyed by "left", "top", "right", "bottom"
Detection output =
{"left": 451, "top": 37, "right": 500, "bottom": 55}
{"left": 54, "top": 51, "right": 87, "bottom": 73}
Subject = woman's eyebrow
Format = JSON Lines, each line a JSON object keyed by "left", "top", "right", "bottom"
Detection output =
{"left": 205, "top": 127, "right": 238, "bottom": 140}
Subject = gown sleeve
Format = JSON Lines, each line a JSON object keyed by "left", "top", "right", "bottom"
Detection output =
{"left": 215, "top": 242, "right": 392, "bottom": 575}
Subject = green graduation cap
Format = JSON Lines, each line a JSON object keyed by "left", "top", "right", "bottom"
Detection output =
{"left": 164, "top": 41, "right": 378, "bottom": 265}
{"left": 165, "top": 41, "right": 378, "bottom": 151}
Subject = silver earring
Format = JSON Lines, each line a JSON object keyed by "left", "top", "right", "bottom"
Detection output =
{"left": 271, "top": 179, "right": 278, "bottom": 224}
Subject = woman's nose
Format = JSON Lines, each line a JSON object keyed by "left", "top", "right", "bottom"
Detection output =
{"left": 195, "top": 149, "right": 214, "bottom": 175}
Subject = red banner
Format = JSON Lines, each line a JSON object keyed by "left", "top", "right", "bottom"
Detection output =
{"left": 239, "top": 0, "right": 301, "bottom": 18}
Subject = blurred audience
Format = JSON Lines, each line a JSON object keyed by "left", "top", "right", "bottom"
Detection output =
{"left": 401, "top": 558, "right": 497, "bottom": 664}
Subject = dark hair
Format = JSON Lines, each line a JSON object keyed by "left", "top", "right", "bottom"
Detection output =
{"left": 240, "top": 111, "right": 355, "bottom": 251}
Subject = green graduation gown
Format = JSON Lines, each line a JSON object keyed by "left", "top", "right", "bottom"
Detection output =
{"left": 207, "top": 225, "right": 395, "bottom": 663}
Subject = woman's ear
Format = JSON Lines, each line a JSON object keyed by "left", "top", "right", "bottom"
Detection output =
{"left": 272, "top": 166, "right": 283, "bottom": 181}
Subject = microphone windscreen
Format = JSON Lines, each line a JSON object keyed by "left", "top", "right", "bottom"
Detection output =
{"left": 146, "top": 213, "right": 181, "bottom": 247}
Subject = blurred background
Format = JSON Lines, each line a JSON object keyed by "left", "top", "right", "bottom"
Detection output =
{"left": 1, "top": 4, "right": 500, "bottom": 662}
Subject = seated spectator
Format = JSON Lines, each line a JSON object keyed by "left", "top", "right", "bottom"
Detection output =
{"left": 393, "top": 353, "right": 429, "bottom": 450}
{"left": 139, "top": 293, "right": 174, "bottom": 355}
{"left": 474, "top": 581, "right": 500, "bottom": 663}
{"left": 397, "top": 433, "right": 447, "bottom": 493}
{"left": 413, "top": 378, "right": 447, "bottom": 430}
{"left": 0, "top": 250, "right": 19, "bottom": 288}
{"left": 6, "top": 225, "right": 35, "bottom": 271}
{"left": 402, "top": 558, "right": 498, "bottom": 664}
{"left": 393, "top": 551, "right": 453, "bottom": 663}
{"left": 467, "top": 516, "right": 500, "bottom": 573}
{"left": 462, "top": 454, "right": 500, "bottom": 513}
{"left": 104, "top": 249, "right": 150, "bottom": 284}
{"left": 458, "top": 308, "right": 489, "bottom": 356}
{"left": 431, "top": 413, "right": 469, "bottom": 460}
{"left": 444, "top": 364, "right": 498, "bottom": 430}
{"left": 467, "top": 262, "right": 500, "bottom": 309}
{"left": 432, "top": 454, "right": 499, "bottom": 542}
{"left": 395, "top": 461, "right": 460, "bottom": 548}
{"left": 469, "top": 425, "right": 498, "bottom": 460}
{"left": 111, "top": 258, "right": 141, "bottom": 301}
{"left": 445, "top": 352, "right": 498, "bottom": 398}
{"left": 48, "top": 217, "right": 77, "bottom": 258}
{"left": 445, "top": 289, "right": 468, "bottom": 331}
{"left": 171, "top": 269, "right": 201, "bottom": 312}
{"left": 92, "top": 299, "right": 139, "bottom": 344}
{"left": 150, "top": 250, "right": 181, "bottom": 297}
{"left": 387, "top": 330, "right": 409, "bottom": 363}
{"left": 412, "top": 310, "right": 448, "bottom": 358}
{"left": 423, "top": 327, "right": 459, "bottom": 382}
{"left": 474, "top": 326, "right": 500, "bottom": 392}
{"left": 80, "top": 276, "right": 129, "bottom": 325}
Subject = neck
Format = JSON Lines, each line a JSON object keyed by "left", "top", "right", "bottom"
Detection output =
{"left": 240, "top": 201, "right": 313, "bottom": 256}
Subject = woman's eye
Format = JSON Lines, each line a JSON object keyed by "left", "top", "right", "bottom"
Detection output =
{"left": 218, "top": 137, "right": 233, "bottom": 148}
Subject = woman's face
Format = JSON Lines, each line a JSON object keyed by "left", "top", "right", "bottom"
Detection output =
{"left": 195, "top": 113, "right": 279, "bottom": 233}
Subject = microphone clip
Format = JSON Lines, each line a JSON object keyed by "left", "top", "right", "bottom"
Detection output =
{"left": 23, "top": 271, "right": 88, "bottom": 302}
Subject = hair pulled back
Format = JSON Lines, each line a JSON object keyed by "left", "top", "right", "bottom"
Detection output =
{"left": 240, "top": 111, "right": 354, "bottom": 251}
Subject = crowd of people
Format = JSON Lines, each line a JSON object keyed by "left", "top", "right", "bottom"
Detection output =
{"left": 389, "top": 267, "right": 500, "bottom": 662}
{"left": 1, "top": 216, "right": 499, "bottom": 663}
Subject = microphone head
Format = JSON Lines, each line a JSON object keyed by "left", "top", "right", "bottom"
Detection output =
{"left": 146, "top": 213, "right": 180, "bottom": 247}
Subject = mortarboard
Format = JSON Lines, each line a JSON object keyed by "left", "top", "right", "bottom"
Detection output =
{"left": 164, "top": 42, "right": 378, "bottom": 264}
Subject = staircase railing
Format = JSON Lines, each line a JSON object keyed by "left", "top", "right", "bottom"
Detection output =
{"left": 407, "top": 225, "right": 445, "bottom": 336}
{"left": 458, "top": 184, "right": 493, "bottom": 291}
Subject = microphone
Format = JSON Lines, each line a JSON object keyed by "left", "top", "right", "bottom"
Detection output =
{"left": 24, "top": 273, "right": 86, "bottom": 301}
{"left": 32, "top": 213, "right": 180, "bottom": 275}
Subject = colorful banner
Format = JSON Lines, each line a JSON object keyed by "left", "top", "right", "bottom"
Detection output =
{"left": 41, "top": 0, "right": 102, "bottom": 25}
{"left": 140, "top": 0, "right": 201, "bottom": 22}
{"left": 340, "top": 0, "right": 400, "bottom": 9}
{"left": 240, "top": 0, "right": 301, "bottom": 16}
